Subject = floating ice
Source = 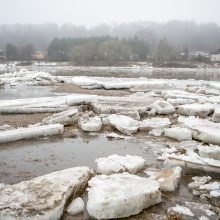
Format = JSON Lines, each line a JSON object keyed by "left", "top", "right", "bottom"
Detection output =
{"left": 139, "top": 117, "right": 171, "bottom": 131}
{"left": 151, "top": 100, "right": 175, "bottom": 115}
{"left": 42, "top": 108, "right": 78, "bottom": 126}
{"left": 0, "top": 124, "right": 64, "bottom": 144}
{"left": 164, "top": 127, "right": 192, "bottom": 141}
{"left": 145, "top": 166, "right": 182, "bottom": 192}
{"left": 178, "top": 116, "right": 220, "bottom": 145}
{"left": 96, "top": 154, "right": 146, "bottom": 174}
{"left": 0, "top": 167, "right": 92, "bottom": 220}
{"left": 108, "top": 114, "right": 140, "bottom": 135}
{"left": 78, "top": 114, "right": 103, "bottom": 132}
{"left": 87, "top": 173, "right": 161, "bottom": 219}
{"left": 177, "top": 103, "right": 214, "bottom": 118}
{"left": 198, "top": 145, "right": 220, "bottom": 160}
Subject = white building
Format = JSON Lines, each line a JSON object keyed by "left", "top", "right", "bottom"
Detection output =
{"left": 210, "top": 49, "right": 220, "bottom": 62}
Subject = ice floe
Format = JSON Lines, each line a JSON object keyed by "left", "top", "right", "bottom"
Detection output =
{"left": 108, "top": 114, "right": 140, "bottom": 135}
{"left": 164, "top": 127, "right": 192, "bottom": 141}
{"left": 150, "top": 100, "right": 175, "bottom": 115}
{"left": 145, "top": 166, "right": 182, "bottom": 192}
{"left": 178, "top": 116, "right": 220, "bottom": 145}
{"left": 78, "top": 113, "right": 103, "bottom": 132}
{"left": 139, "top": 117, "right": 171, "bottom": 131}
{"left": 0, "top": 124, "right": 64, "bottom": 144}
{"left": 67, "top": 197, "right": 84, "bottom": 216}
{"left": 87, "top": 173, "right": 161, "bottom": 219}
{"left": 42, "top": 108, "right": 78, "bottom": 126}
{"left": 177, "top": 103, "right": 214, "bottom": 117}
{"left": 0, "top": 167, "right": 92, "bottom": 220}
{"left": 198, "top": 145, "right": 220, "bottom": 160}
{"left": 96, "top": 154, "right": 146, "bottom": 174}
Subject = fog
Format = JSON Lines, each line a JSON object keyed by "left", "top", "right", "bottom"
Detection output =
{"left": 1, "top": 0, "right": 220, "bottom": 26}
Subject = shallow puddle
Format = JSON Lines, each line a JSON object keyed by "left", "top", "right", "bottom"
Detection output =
{"left": 0, "top": 133, "right": 158, "bottom": 184}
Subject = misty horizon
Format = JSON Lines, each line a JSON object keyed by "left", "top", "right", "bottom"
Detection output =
{"left": 1, "top": 0, "right": 220, "bottom": 26}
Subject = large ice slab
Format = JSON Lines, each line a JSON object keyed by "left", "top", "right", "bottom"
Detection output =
{"left": 164, "top": 127, "right": 192, "bottom": 141}
{"left": 87, "top": 173, "right": 161, "bottom": 219}
{"left": 0, "top": 94, "right": 97, "bottom": 114}
{"left": 0, "top": 167, "right": 93, "bottom": 220}
{"left": 139, "top": 117, "right": 171, "bottom": 131}
{"left": 96, "top": 154, "right": 146, "bottom": 174}
{"left": 164, "top": 150, "right": 220, "bottom": 174}
{"left": 178, "top": 116, "right": 220, "bottom": 145}
{"left": 0, "top": 124, "right": 64, "bottom": 144}
{"left": 108, "top": 114, "right": 140, "bottom": 135}
{"left": 177, "top": 103, "right": 214, "bottom": 117}
{"left": 42, "top": 108, "right": 78, "bottom": 125}
{"left": 198, "top": 145, "right": 220, "bottom": 160}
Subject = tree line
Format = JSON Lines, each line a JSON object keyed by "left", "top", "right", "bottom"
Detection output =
{"left": 4, "top": 43, "right": 34, "bottom": 61}
{"left": 1, "top": 21, "right": 220, "bottom": 52}
{"left": 5, "top": 35, "right": 190, "bottom": 65}
{"left": 48, "top": 36, "right": 151, "bottom": 64}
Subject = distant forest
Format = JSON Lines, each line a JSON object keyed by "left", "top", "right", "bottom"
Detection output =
{"left": 1, "top": 21, "right": 220, "bottom": 64}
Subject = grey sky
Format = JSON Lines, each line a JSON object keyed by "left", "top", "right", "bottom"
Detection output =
{"left": 1, "top": 0, "right": 220, "bottom": 26}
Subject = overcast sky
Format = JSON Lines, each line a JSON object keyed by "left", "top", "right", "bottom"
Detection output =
{"left": 1, "top": 0, "right": 220, "bottom": 26}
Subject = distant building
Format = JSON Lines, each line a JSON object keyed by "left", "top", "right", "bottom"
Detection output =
{"left": 0, "top": 50, "right": 6, "bottom": 61}
{"left": 210, "top": 49, "right": 220, "bottom": 62}
{"left": 32, "top": 51, "right": 45, "bottom": 60}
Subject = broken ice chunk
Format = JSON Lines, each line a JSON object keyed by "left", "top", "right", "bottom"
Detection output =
{"left": 87, "top": 173, "right": 161, "bottom": 219}
{"left": 96, "top": 154, "right": 146, "bottom": 174}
